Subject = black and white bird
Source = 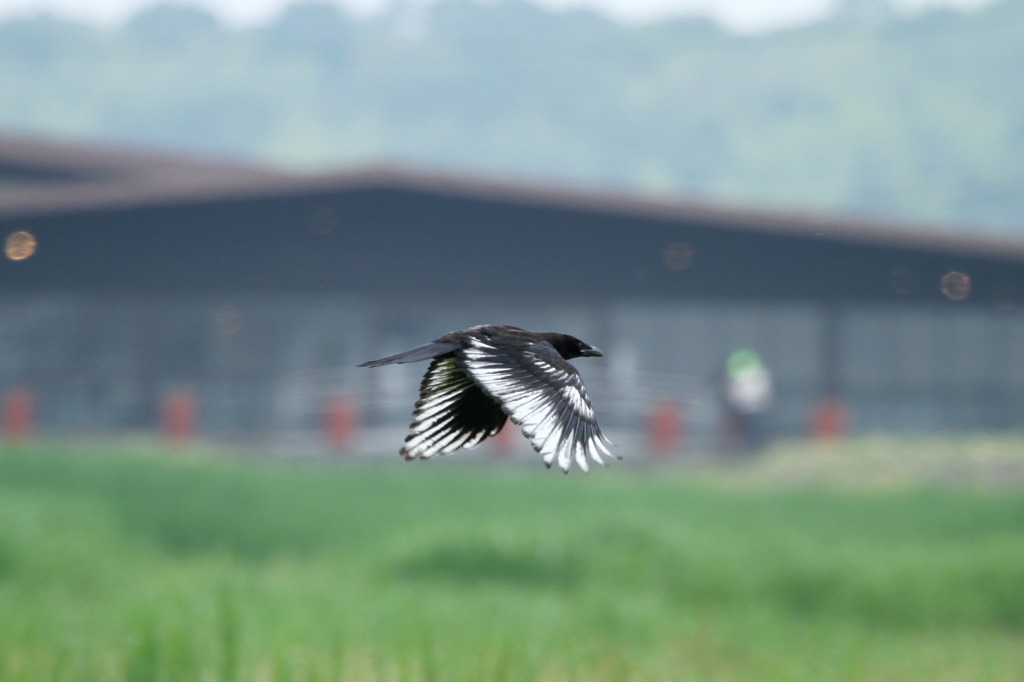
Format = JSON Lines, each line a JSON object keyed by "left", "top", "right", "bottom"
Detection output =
{"left": 359, "top": 325, "right": 616, "bottom": 473}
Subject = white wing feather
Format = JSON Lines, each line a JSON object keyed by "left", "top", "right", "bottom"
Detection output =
{"left": 460, "top": 338, "right": 614, "bottom": 473}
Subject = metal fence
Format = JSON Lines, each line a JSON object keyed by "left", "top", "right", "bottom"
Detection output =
{"left": 1, "top": 293, "right": 1021, "bottom": 455}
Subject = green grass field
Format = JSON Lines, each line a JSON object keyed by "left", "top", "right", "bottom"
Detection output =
{"left": 2, "top": 438, "right": 1024, "bottom": 681}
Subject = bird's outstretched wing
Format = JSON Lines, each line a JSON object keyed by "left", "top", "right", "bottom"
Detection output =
{"left": 401, "top": 355, "right": 508, "bottom": 460}
{"left": 458, "top": 336, "right": 614, "bottom": 473}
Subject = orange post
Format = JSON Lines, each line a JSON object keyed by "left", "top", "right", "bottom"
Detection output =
{"left": 162, "top": 388, "right": 198, "bottom": 443}
{"left": 810, "top": 397, "right": 848, "bottom": 439}
{"left": 649, "top": 399, "right": 684, "bottom": 456}
{"left": 3, "top": 387, "right": 35, "bottom": 440}
{"left": 324, "top": 395, "right": 359, "bottom": 450}
{"left": 490, "top": 420, "right": 517, "bottom": 457}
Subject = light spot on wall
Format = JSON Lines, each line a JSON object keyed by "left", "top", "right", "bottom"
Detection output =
{"left": 214, "top": 306, "right": 243, "bottom": 336}
{"left": 940, "top": 271, "right": 971, "bottom": 301}
{"left": 5, "top": 230, "right": 37, "bottom": 261}
{"left": 662, "top": 242, "right": 695, "bottom": 270}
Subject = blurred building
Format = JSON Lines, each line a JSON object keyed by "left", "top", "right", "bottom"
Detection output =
{"left": 3, "top": 134, "right": 1024, "bottom": 451}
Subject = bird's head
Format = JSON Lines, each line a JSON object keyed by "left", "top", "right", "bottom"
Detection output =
{"left": 545, "top": 333, "right": 603, "bottom": 360}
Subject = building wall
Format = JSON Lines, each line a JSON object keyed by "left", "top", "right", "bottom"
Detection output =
{"left": 2, "top": 293, "right": 1022, "bottom": 452}
{"left": 5, "top": 181, "right": 1024, "bottom": 451}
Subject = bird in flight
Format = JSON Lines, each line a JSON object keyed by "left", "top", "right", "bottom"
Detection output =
{"left": 359, "top": 325, "right": 615, "bottom": 473}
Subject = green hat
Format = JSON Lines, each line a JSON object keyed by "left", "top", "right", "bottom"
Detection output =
{"left": 727, "top": 348, "right": 762, "bottom": 376}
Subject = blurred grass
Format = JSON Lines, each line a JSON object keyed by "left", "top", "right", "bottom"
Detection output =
{"left": 1, "top": 437, "right": 1023, "bottom": 681}
{"left": 730, "top": 434, "right": 1024, "bottom": 490}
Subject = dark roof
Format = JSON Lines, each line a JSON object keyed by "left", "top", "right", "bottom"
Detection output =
{"left": 4, "top": 132, "right": 1024, "bottom": 264}
{"left": 296, "top": 166, "right": 1024, "bottom": 264}
{"left": 0, "top": 133, "right": 291, "bottom": 217}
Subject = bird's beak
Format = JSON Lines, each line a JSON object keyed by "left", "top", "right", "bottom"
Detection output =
{"left": 580, "top": 345, "right": 603, "bottom": 358}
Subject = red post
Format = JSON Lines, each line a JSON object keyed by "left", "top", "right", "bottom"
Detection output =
{"left": 162, "top": 388, "right": 198, "bottom": 444}
{"left": 324, "top": 394, "right": 359, "bottom": 451}
{"left": 649, "top": 399, "right": 684, "bottom": 456}
{"left": 490, "top": 420, "right": 518, "bottom": 457}
{"left": 3, "top": 387, "right": 36, "bottom": 441}
{"left": 810, "top": 397, "right": 848, "bottom": 439}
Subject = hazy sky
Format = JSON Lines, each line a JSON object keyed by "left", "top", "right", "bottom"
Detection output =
{"left": 0, "top": 0, "right": 997, "bottom": 32}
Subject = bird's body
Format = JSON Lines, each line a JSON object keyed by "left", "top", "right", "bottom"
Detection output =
{"left": 359, "top": 325, "right": 615, "bottom": 473}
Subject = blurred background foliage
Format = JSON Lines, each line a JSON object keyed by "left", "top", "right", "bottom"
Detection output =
{"left": 0, "top": 0, "right": 1022, "bottom": 233}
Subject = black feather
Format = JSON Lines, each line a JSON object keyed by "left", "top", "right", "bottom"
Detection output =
{"left": 358, "top": 342, "right": 460, "bottom": 367}
{"left": 359, "top": 325, "right": 614, "bottom": 473}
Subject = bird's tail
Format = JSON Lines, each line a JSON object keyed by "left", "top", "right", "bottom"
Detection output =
{"left": 358, "top": 342, "right": 460, "bottom": 367}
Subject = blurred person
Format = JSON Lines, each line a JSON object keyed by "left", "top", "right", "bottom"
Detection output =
{"left": 719, "top": 348, "right": 773, "bottom": 453}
